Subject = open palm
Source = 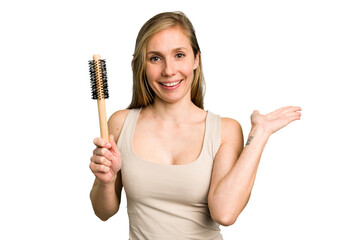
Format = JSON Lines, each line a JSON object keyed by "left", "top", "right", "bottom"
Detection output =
{"left": 251, "top": 106, "right": 302, "bottom": 135}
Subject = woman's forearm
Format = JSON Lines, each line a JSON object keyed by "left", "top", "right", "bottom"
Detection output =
{"left": 210, "top": 127, "right": 270, "bottom": 225}
{"left": 210, "top": 106, "right": 301, "bottom": 225}
{"left": 90, "top": 178, "right": 120, "bottom": 221}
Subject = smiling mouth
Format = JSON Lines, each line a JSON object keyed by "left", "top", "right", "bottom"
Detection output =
{"left": 160, "top": 80, "right": 182, "bottom": 87}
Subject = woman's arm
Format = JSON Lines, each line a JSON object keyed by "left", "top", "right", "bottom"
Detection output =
{"left": 89, "top": 109, "right": 129, "bottom": 221}
{"left": 208, "top": 106, "right": 301, "bottom": 226}
{"left": 90, "top": 168, "right": 122, "bottom": 221}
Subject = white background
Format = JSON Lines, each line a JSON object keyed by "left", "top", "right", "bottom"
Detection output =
{"left": 1, "top": 0, "right": 359, "bottom": 239}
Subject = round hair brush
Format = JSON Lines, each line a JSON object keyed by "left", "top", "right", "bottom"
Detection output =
{"left": 88, "top": 54, "right": 109, "bottom": 142}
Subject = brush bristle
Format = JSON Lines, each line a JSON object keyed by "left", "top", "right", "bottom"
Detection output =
{"left": 89, "top": 59, "right": 109, "bottom": 100}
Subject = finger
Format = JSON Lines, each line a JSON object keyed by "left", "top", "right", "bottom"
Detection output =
{"left": 283, "top": 112, "right": 302, "bottom": 123}
{"left": 271, "top": 106, "right": 291, "bottom": 115}
{"left": 90, "top": 155, "right": 112, "bottom": 167}
{"left": 284, "top": 111, "right": 302, "bottom": 118}
{"left": 291, "top": 112, "right": 302, "bottom": 120}
{"left": 273, "top": 106, "right": 300, "bottom": 114}
{"left": 93, "top": 137, "right": 111, "bottom": 148}
{"left": 89, "top": 161, "right": 110, "bottom": 173}
{"left": 281, "top": 106, "right": 302, "bottom": 114}
{"left": 271, "top": 106, "right": 301, "bottom": 118}
{"left": 93, "top": 147, "right": 113, "bottom": 159}
{"left": 109, "top": 135, "right": 121, "bottom": 156}
{"left": 250, "top": 110, "right": 260, "bottom": 118}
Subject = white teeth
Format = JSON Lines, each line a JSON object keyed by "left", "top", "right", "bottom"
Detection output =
{"left": 162, "top": 80, "right": 181, "bottom": 87}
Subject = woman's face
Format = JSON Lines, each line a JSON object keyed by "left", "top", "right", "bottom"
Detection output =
{"left": 145, "top": 26, "right": 199, "bottom": 105}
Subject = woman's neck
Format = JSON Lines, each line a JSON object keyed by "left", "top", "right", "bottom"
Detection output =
{"left": 147, "top": 97, "right": 201, "bottom": 123}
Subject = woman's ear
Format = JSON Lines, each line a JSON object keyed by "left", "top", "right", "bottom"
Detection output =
{"left": 193, "top": 51, "right": 200, "bottom": 70}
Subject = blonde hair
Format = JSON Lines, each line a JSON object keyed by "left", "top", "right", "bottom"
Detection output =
{"left": 128, "top": 11, "right": 205, "bottom": 109}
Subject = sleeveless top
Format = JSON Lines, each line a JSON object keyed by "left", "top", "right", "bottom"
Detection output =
{"left": 117, "top": 108, "right": 223, "bottom": 240}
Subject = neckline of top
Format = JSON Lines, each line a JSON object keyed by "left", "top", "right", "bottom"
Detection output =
{"left": 130, "top": 107, "right": 210, "bottom": 167}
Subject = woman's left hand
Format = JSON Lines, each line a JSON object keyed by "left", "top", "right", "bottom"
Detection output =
{"left": 250, "top": 106, "right": 302, "bottom": 136}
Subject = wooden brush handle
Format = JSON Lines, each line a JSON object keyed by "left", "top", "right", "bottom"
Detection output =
{"left": 97, "top": 98, "right": 109, "bottom": 142}
{"left": 93, "top": 54, "right": 109, "bottom": 142}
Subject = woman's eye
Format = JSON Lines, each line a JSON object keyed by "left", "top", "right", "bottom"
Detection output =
{"left": 176, "top": 53, "right": 185, "bottom": 58}
{"left": 150, "top": 56, "right": 161, "bottom": 62}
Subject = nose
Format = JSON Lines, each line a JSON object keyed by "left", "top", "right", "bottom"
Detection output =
{"left": 162, "top": 59, "right": 176, "bottom": 77}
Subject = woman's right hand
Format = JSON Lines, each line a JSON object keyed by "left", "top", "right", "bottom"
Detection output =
{"left": 90, "top": 135, "right": 122, "bottom": 184}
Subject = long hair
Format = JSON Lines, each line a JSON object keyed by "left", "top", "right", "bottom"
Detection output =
{"left": 128, "top": 11, "right": 205, "bottom": 109}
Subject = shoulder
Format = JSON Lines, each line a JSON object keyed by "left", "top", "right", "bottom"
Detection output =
{"left": 220, "top": 117, "right": 243, "bottom": 145}
{"left": 108, "top": 109, "right": 131, "bottom": 143}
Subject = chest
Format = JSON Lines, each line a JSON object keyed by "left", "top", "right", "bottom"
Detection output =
{"left": 122, "top": 151, "right": 214, "bottom": 205}
{"left": 132, "top": 118, "right": 206, "bottom": 165}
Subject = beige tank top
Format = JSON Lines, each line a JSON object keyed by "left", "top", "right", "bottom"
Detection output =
{"left": 117, "top": 108, "right": 223, "bottom": 240}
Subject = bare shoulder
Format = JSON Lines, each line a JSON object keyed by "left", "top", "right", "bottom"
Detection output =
{"left": 108, "top": 109, "right": 131, "bottom": 143}
{"left": 220, "top": 117, "right": 243, "bottom": 146}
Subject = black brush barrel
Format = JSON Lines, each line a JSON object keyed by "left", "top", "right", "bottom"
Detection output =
{"left": 88, "top": 59, "right": 109, "bottom": 100}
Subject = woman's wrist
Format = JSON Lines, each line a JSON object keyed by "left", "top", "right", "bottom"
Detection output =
{"left": 97, "top": 175, "right": 117, "bottom": 188}
{"left": 248, "top": 126, "right": 271, "bottom": 143}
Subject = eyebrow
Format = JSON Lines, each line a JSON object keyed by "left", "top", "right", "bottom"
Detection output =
{"left": 146, "top": 47, "right": 189, "bottom": 55}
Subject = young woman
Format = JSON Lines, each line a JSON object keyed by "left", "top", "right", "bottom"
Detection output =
{"left": 89, "top": 11, "right": 301, "bottom": 239}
